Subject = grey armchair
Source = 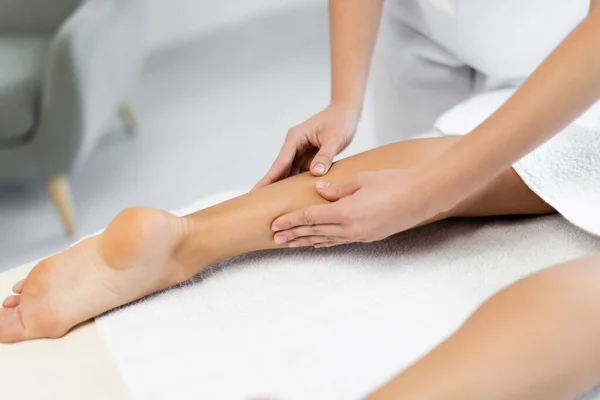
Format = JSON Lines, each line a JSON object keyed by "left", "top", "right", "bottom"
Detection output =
{"left": 0, "top": 0, "right": 147, "bottom": 235}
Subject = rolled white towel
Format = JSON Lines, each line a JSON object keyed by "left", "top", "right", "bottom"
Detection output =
{"left": 435, "top": 91, "right": 600, "bottom": 237}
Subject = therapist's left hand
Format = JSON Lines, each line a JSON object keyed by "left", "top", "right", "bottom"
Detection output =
{"left": 271, "top": 169, "right": 440, "bottom": 248}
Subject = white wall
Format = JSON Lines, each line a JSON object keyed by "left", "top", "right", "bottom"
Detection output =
{"left": 147, "top": 0, "right": 322, "bottom": 50}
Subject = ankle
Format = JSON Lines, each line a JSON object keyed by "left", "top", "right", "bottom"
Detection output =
{"left": 160, "top": 213, "right": 197, "bottom": 284}
{"left": 172, "top": 214, "right": 221, "bottom": 280}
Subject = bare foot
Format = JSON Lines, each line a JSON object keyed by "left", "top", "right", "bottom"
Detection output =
{"left": 0, "top": 207, "right": 193, "bottom": 343}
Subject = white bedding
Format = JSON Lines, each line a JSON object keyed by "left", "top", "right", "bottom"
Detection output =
{"left": 96, "top": 192, "right": 600, "bottom": 400}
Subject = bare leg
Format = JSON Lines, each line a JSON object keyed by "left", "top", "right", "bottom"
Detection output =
{"left": 176, "top": 136, "right": 552, "bottom": 270}
{"left": 0, "top": 137, "right": 552, "bottom": 342}
{"left": 367, "top": 254, "right": 600, "bottom": 400}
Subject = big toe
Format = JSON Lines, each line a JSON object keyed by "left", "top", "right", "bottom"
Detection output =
{"left": 0, "top": 307, "right": 27, "bottom": 343}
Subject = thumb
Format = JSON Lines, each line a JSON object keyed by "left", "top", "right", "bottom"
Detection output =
{"left": 314, "top": 178, "right": 361, "bottom": 202}
{"left": 310, "top": 141, "right": 338, "bottom": 176}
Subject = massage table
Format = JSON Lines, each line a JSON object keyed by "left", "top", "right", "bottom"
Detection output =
{"left": 2, "top": 195, "right": 600, "bottom": 400}
{"left": 0, "top": 260, "right": 128, "bottom": 399}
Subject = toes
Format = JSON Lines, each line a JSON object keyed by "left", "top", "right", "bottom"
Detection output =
{"left": 2, "top": 295, "right": 20, "bottom": 308}
{"left": 12, "top": 280, "right": 24, "bottom": 294}
{"left": 0, "top": 307, "right": 27, "bottom": 343}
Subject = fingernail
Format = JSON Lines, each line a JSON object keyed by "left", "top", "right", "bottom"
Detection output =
{"left": 314, "top": 164, "right": 326, "bottom": 175}
{"left": 315, "top": 181, "right": 329, "bottom": 191}
{"left": 275, "top": 235, "right": 288, "bottom": 244}
{"left": 289, "top": 241, "right": 301, "bottom": 248}
{"left": 272, "top": 225, "right": 282, "bottom": 232}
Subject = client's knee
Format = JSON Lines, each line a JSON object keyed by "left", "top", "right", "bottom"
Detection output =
{"left": 500, "top": 254, "right": 600, "bottom": 323}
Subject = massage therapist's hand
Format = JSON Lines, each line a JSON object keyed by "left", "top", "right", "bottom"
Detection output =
{"left": 271, "top": 169, "right": 448, "bottom": 248}
{"left": 253, "top": 103, "right": 360, "bottom": 190}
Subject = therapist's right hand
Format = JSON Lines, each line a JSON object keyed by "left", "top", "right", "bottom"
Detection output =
{"left": 253, "top": 103, "right": 360, "bottom": 190}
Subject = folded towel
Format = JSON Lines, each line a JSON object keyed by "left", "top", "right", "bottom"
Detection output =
{"left": 96, "top": 192, "right": 600, "bottom": 400}
{"left": 435, "top": 90, "right": 600, "bottom": 237}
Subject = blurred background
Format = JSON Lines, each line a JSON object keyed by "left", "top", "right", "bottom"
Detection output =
{"left": 0, "top": 0, "right": 377, "bottom": 271}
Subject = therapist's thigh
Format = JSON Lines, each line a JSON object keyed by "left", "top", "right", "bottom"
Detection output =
{"left": 369, "top": 12, "right": 473, "bottom": 145}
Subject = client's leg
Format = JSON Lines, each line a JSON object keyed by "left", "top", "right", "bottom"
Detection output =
{"left": 367, "top": 254, "right": 600, "bottom": 400}
{"left": 0, "top": 137, "right": 553, "bottom": 342}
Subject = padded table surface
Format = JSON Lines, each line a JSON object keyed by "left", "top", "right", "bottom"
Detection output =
{"left": 0, "top": 260, "right": 129, "bottom": 400}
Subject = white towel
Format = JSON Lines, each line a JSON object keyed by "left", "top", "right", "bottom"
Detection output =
{"left": 435, "top": 90, "right": 600, "bottom": 237}
{"left": 96, "top": 192, "right": 600, "bottom": 400}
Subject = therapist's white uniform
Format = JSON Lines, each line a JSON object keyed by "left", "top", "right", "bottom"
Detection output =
{"left": 370, "top": 0, "right": 589, "bottom": 144}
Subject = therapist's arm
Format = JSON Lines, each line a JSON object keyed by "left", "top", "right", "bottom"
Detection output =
{"left": 254, "top": 0, "right": 384, "bottom": 187}
{"left": 427, "top": 3, "right": 600, "bottom": 211}
{"left": 329, "top": 0, "right": 383, "bottom": 110}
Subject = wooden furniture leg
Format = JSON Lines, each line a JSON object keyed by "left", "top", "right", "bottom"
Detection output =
{"left": 119, "top": 101, "right": 137, "bottom": 135}
{"left": 47, "top": 175, "right": 75, "bottom": 236}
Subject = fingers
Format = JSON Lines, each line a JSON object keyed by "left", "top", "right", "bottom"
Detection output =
{"left": 295, "top": 149, "right": 317, "bottom": 173}
{"left": 253, "top": 133, "right": 308, "bottom": 190}
{"left": 254, "top": 152, "right": 294, "bottom": 190}
{"left": 310, "top": 140, "right": 338, "bottom": 176}
{"left": 287, "top": 148, "right": 317, "bottom": 178}
{"left": 272, "top": 203, "right": 343, "bottom": 232}
{"left": 314, "top": 241, "right": 345, "bottom": 249}
{"left": 274, "top": 224, "right": 345, "bottom": 245}
{"left": 315, "top": 177, "right": 362, "bottom": 202}
{"left": 285, "top": 236, "right": 351, "bottom": 248}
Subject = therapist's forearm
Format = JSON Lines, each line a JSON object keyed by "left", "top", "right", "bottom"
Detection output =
{"left": 429, "top": 6, "right": 600, "bottom": 210}
{"left": 329, "top": 0, "right": 383, "bottom": 111}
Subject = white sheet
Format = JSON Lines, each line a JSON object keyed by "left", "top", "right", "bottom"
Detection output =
{"left": 96, "top": 192, "right": 600, "bottom": 400}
